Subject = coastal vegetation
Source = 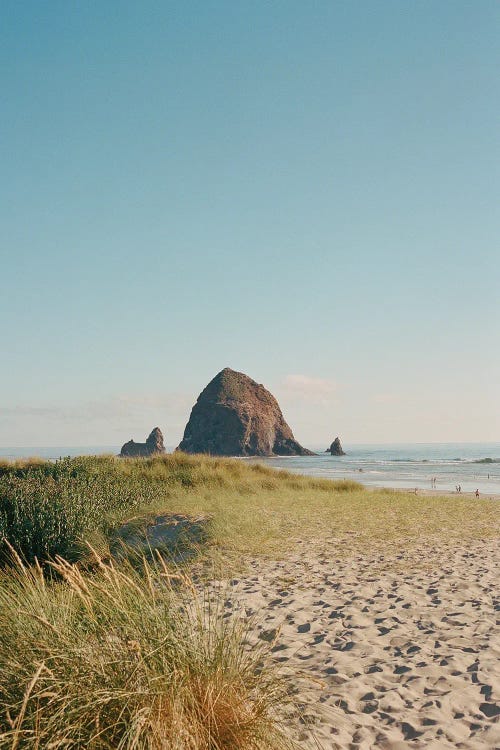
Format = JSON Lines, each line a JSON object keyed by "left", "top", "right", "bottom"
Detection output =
{"left": 0, "top": 453, "right": 497, "bottom": 566}
{"left": 0, "top": 454, "right": 498, "bottom": 747}
{"left": 0, "top": 552, "right": 292, "bottom": 749}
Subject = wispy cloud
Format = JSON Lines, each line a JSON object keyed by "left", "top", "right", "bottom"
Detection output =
{"left": 373, "top": 393, "right": 402, "bottom": 404}
{"left": 280, "top": 374, "right": 338, "bottom": 404}
{"left": 0, "top": 406, "right": 63, "bottom": 418}
{"left": 0, "top": 392, "right": 194, "bottom": 425}
{"left": 85, "top": 393, "right": 194, "bottom": 420}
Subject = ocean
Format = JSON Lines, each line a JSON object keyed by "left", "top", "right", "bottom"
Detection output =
{"left": 247, "top": 443, "right": 500, "bottom": 496}
{"left": 1, "top": 443, "right": 499, "bottom": 496}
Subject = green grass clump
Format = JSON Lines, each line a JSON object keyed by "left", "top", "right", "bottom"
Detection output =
{"left": 0, "top": 552, "right": 292, "bottom": 749}
{"left": 0, "top": 458, "right": 166, "bottom": 564}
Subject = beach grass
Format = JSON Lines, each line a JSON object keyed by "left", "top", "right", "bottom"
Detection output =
{"left": 0, "top": 453, "right": 498, "bottom": 567}
{"left": 0, "top": 551, "right": 293, "bottom": 749}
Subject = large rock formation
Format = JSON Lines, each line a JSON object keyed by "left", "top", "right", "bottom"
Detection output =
{"left": 326, "top": 437, "right": 346, "bottom": 456}
{"left": 177, "top": 368, "right": 313, "bottom": 457}
{"left": 120, "top": 427, "right": 166, "bottom": 458}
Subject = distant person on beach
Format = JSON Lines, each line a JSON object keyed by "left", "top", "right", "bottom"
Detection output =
{"left": 458, "top": 485, "right": 461, "bottom": 493}
{"left": 475, "top": 489, "right": 479, "bottom": 498}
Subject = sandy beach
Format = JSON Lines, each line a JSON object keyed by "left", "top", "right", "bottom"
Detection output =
{"left": 226, "top": 537, "right": 500, "bottom": 749}
{"left": 376, "top": 487, "right": 500, "bottom": 502}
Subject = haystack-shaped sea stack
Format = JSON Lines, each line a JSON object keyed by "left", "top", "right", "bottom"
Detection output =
{"left": 120, "top": 427, "right": 166, "bottom": 458}
{"left": 326, "top": 437, "right": 345, "bottom": 456}
{"left": 177, "top": 368, "right": 314, "bottom": 456}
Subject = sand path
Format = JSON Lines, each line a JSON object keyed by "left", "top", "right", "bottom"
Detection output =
{"left": 225, "top": 538, "right": 499, "bottom": 749}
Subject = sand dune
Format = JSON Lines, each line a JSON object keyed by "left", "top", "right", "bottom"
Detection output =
{"left": 224, "top": 538, "right": 499, "bottom": 748}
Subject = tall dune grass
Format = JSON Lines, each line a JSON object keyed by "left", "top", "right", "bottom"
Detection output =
{"left": 0, "top": 551, "right": 294, "bottom": 749}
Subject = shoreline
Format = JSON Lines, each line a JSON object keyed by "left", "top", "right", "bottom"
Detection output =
{"left": 371, "top": 485, "right": 500, "bottom": 501}
{"left": 2, "top": 450, "right": 499, "bottom": 500}
{"left": 245, "top": 450, "right": 500, "bottom": 498}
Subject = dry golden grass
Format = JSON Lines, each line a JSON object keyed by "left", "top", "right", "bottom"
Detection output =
{"left": 0, "top": 550, "right": 294, "bottom": 750}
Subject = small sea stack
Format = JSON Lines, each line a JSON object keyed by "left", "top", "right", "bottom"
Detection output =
{"left": 178, "top": 367, "right": 314, "bottom": 457}
{"left": 326, "top": 437, "right": 346, "bottom": 456}
{"left": 120, "top": 427, "right": 166, "bottom": 457}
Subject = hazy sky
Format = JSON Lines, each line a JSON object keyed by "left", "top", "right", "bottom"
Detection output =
{"left": 1, "top": 1, "right": 499, "bottom": 447}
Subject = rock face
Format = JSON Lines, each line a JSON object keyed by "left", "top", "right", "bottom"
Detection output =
{"left": 177, "top": 368, "right": 313, "bottom": 457}
{"left": 120, "top": 427, "right": 166, "bottom": 458}
{"left": 326, "top": 437, "right": 346, "bottom": 456}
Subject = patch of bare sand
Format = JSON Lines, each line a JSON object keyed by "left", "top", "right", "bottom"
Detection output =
{"left": 223, "top": 538, "right": 499, "bottom": 749}
{"left": 388, "top": 488, "right": 500, "bottom": 501}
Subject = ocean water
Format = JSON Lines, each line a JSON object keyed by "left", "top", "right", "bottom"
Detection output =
{"left": 1, "top": 443, "right": 499, "bottom": 496}
{"left": 246, "top": 443, "right": 500, "bottom": 496}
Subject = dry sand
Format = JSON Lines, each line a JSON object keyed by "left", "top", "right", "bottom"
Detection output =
{"left": 391, "top": 488, "right": 500, "bottom": 502}
{"left": 225, "top": 537, "right": 500, "bottom": 749}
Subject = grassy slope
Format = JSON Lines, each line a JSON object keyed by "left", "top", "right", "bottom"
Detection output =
{"left": 0, "top": 453, "right": 497, "bottom": 566}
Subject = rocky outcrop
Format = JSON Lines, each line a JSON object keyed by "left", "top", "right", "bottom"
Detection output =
{"left": 326, "top": 437, "right": 345, "bottom": 456}
{"left": 177, "top": 368, "right": 313, "bottom": 457}
{"left": 120, "top": 427, "right": 166, "bottom": 458}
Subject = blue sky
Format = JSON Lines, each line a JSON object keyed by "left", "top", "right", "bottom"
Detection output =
{"left": 1, "top": 1, "right": 499, "bottom": 447}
